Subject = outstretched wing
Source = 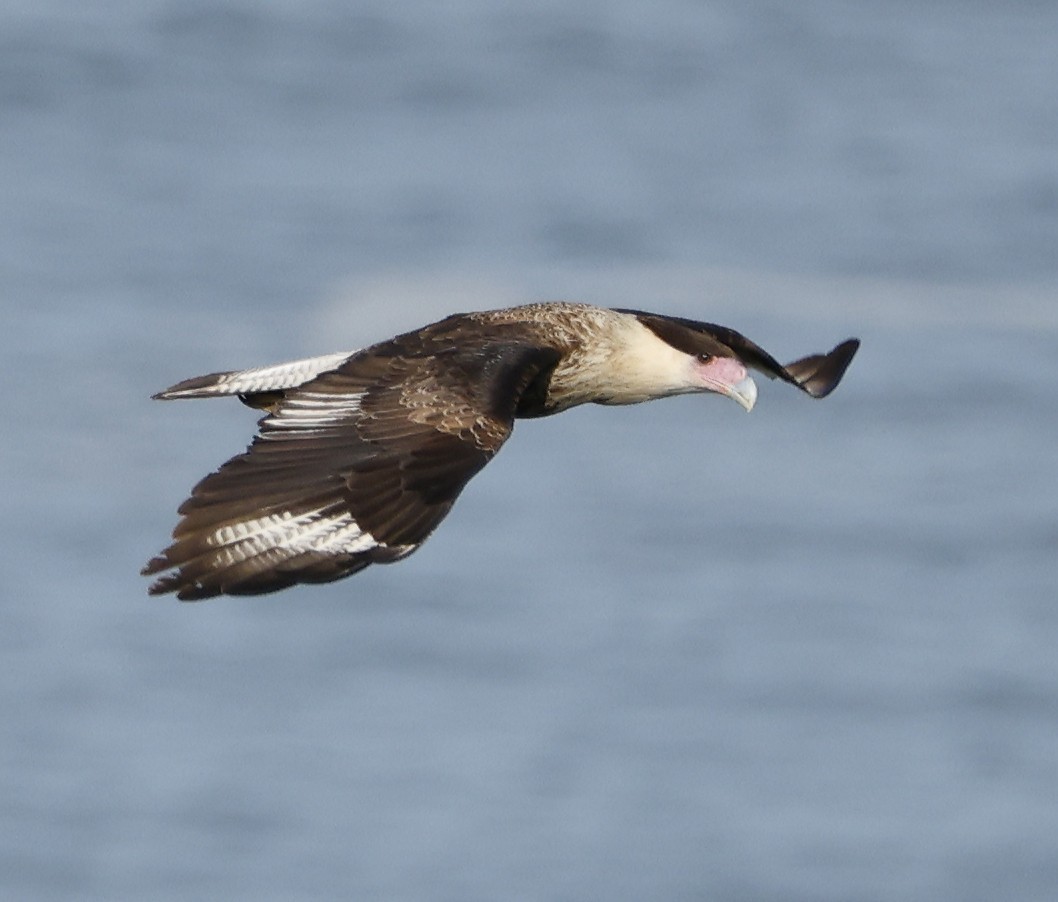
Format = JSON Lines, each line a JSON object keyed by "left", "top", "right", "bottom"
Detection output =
{"left": 143, "top": 342, "right": 561, "bottom": 600}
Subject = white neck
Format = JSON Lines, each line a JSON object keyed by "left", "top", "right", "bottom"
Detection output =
{"left": 548, "top": 312, "right": 699, "bottom": 409}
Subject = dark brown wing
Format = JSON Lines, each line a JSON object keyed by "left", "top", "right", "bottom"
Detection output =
{"left": 775, "top": 338, "right": 860, "bottom": 398}
{"left": 143, "top": 342, "right": 561, "bottom": 600}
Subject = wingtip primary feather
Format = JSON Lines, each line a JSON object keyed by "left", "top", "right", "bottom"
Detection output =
{"left": 783, "top": 338, "right": 860, "bottom": 398}
{"left": 152, "top": 371, "right": 239, "bottom": 401}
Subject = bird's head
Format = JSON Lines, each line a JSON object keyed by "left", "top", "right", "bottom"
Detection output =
{"left": 590, "top": 312, "right": 759, "bottom": 410}
{"left": 616, "top": 308, "right": 859, "bottom": 409}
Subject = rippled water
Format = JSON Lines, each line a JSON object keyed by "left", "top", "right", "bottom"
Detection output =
{"left": 3, "top": 2, "right": 1057, "bottom": 900}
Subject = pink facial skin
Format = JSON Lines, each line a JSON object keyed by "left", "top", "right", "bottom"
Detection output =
{"left": 694, "top": 356, "right": 757, "bottom": 411}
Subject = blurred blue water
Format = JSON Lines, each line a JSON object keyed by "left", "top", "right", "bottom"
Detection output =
{"left": 2, "top": 2, "right": 1057, "bottom": 900}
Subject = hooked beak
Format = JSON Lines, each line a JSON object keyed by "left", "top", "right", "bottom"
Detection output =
{"left": 723, "top": 372, "right": 757, "bottom": 412}
{"left": 724, "top": 375, "right": 757, "bottom": 412}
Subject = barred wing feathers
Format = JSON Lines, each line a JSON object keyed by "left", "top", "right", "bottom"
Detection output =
{"left": 143, "top": 342, "right": 561, "bottom": 600}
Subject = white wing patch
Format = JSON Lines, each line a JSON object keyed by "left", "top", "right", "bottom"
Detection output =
{"left": 155, "top": 351, "right": 357, "bottom": 399}
{"left": 266, "top": 391, "right": 366, "bottom": 430}
{"left": 208, "top": 508, "right": 380, "bottom": 557}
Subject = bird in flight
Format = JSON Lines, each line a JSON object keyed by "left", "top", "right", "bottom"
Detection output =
{"left": 143, "top": 302, "right": 859, "bottom": 600}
